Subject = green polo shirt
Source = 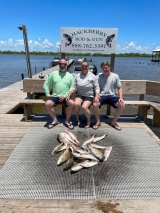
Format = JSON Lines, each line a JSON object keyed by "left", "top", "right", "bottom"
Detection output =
{"left": 43, "top": 70, "right": 73, "bottom": 97}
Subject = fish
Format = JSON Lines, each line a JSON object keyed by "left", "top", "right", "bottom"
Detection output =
{"left": 58, "top": 144, "right": 67, "bottom": 152}
{"left": 83, "top": 135, "right": 95, "bottom": 145}
{"left": 105, "top": 34, "right": 115, "bottom": 48}
{"left": 65, "top": 129, "right": 78, "bottom": 140}
{"left": 69, "top": 143, "right": 79, "bottom": 151}
{"left": 57, "top": 133, "right": 70, "bottom": 145}
{"left": 54, "top": 132, "right": 112, "bottom": 172}
{"left": 103, "top": 146, "right": 112, "bottom": 162}
{"left": 75, "top": 148, "right": 89, "bottom": 154}
{"left": 63, "top": 153, "right": 74, "bottom": 171}
{"left": 63, "top": 34, "right": 72, "bottom": 46}
{"left": 92, "top": 134, "right": 108, "bottom": 143}
{"left": 52, "top": 142, "right": 64, "bottom": 154}
{"left": 72, "top": 143, "right": 90, "bottom": 154}
{"left": 81, "top": 144, "right": 90, "bottom": 153}
{"left": 69, "top": 144, "right": 87, "bottom": 154}
{"left": 90, "top": 143, "right": 108, "bottom": 149}
{"left": 71, "top": 151, "right": 99, "bottom": 161}
{"left": 57, "top": 132, "right": 77, "bottom": 145}
{"left": 70, "top": 163, "right": 83, "bottom": 173}
{"left": 74, "top": 158, "right": 88, "bottom": 164}
{"left": 88, "top": 144, "right": 104, "bottom": 161}
{"left": 80, "top": 160, "right": 98, "bottom": 168}
{"left": 57, "top": 145, "right": 70, "bottom": 166}
{"left": 65, "top": 129, "right": 81, "bottom": 146}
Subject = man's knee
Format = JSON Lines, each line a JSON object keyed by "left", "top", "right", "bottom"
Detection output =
{"left": 116, "top": 102, "right": 125, "bottom": 110}
{"left": 93, "top": 102, "right": 100, "bottom": 108}
{"left": 45, "top": 100, "right": 54, "bottom": 108}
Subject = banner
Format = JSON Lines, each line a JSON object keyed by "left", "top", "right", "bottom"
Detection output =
{"left": 61, "top": 28, "right": 118, "bottom": 54}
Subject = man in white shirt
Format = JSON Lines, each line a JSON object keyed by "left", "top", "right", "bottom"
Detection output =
{"left": 93, "top": 61, "right": 125, "bottom": 130}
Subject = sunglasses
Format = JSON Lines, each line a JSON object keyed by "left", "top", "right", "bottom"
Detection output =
{"left": 81, "top": 66, "right": 88, "bottom": 68}
{"left": 59, "top": 63, "right": 67, "bottom": 66}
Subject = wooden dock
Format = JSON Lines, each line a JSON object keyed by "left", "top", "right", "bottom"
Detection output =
{"left": 0, "top": 61, "right": 160, "bottom": 213}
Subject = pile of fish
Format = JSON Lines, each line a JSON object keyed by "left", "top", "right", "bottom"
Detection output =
{"left": 52, "top": 130, "right": 112, "bottom": 173}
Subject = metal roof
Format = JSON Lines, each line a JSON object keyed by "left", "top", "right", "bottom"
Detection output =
{"left": 152, "top": 48, "right": 160, "bottom": 52}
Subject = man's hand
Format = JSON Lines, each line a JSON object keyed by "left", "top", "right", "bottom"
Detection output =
{"left": 119, "top": 98, "right": 125, "bottom": 105}
{"left": 66, "top": 96, "right": 70, "bottom": 102}
{"left": 59, "top": 96, "right": 65, "bottom": 102}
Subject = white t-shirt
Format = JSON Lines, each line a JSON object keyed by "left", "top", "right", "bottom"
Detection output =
{"left": 97, "top": 72, "right": 122, "bottom": 96}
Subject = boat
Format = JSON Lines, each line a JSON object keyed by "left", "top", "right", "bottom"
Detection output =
{"left": 72, "top": 63, "right": 97, "bottom": 75}
{"left": 50, "top": 56, "right": 60, "bottom": 67}
{"left": 50, "top": 56, "right": 70, "bottom": 67}
{"left": 73, "top": 57, "right": 92, "bottom": 64}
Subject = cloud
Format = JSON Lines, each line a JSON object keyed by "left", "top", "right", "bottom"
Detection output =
{"left": 43, "top": 39, "right": 53, "bottom": 46}
{"left": 0, "top": 38, "right": 158, "bottom": 53}
{"left": 0, "top": 39, "right": 25, "bottom": 50}
{"left": 116, "top": 41, "right": 156, "bottom": 53}
{"left": 0, "top": 40, "right": 7, "bottom": 45}
{"left": 0, "top": 38, "right": 57, "bottom": 52}
{"left": 128, "top": 42, "right": 136, "bottom": 47}
{"left": 56, "top": 42, "right": 61, "bottom": 48}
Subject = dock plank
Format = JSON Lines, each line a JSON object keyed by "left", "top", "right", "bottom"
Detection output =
{"left": 0, "top": 144, "right": 17, "bottom": 149}
{"left": 0, "top": 199, "right": 160, "bottom": 213}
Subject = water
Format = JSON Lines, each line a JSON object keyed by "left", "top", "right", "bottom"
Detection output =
{"left": 0, "top": 54, "right": 53, "bottom": 88}
{"left": 0, "top": 54, "right": 160, "bottom": 89}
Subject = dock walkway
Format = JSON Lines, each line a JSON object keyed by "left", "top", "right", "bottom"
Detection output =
{"left": 0, "top": 60, "right": 160, "bottom": 212}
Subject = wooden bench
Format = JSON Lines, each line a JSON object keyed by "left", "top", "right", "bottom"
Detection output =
{"left": 20, "top": 79, "right": 160, "bottom": 126}
{"left": 20, "top": 79, "right": 66, "bottom": 121}
{"left": 148, "top": 102, "right": 160, "bottom": 127}
{"left": 107, "top": 80, "right": 150, "bottom": 123}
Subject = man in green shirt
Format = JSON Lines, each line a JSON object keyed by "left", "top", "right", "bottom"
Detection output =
{"left": 43, "top": 59, "right": 74, "bottom": 129}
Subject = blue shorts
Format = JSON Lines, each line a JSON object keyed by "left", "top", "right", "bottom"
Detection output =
{"left": 48, "top": 97, "right": 70, "bottom": 106}
{"left": 76, "top": 95, "right": 93, "bottom": 103}
{"left": 99, "top": 95, "right": 119, "bottom": 108}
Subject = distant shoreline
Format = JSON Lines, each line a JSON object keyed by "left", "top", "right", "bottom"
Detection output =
{"left": 0, "top": 50, "right": 152, "bottom": 57}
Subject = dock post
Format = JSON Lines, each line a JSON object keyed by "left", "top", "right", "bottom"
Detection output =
{"left": 110, "top": 53, "right": 115, "bottom": 73}
{"left": 18, "top": 24, "right": 32, "bottom": 78}
{"left": 61, "top": 52, "right": 65, "bottom": 59}
{"left": 21, "top": 73, "right": 24, "bottom": 80}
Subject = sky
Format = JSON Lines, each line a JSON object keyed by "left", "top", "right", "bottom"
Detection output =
{"left": 0, "top": 0, "right": 160, "bottom": 54}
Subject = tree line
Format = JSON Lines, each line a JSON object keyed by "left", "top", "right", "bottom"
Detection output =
{"left": 0, "top": 50, "right": 152, "bottom": 57}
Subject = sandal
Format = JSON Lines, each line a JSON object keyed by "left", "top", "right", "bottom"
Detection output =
{"left": 64, "top": 122, "right": 74, "bottom": 130}
{"left": 111, "top": 123, "right": 121, "bottom": 131}
{"left": 84, "top": 123, "right": 90, "bottom": 129}
{"left": 75, "top": 121, "right": 80, "bottom": 126}
{"left": 93, "top": 123, "right": 101, "bottom": 130}
{"left": 48, "top": 121, "right": 59, "bottom": 129}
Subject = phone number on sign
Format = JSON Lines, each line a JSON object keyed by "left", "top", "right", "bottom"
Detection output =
{"left": 71, "top": 43, "right": 106, "bottom": 48}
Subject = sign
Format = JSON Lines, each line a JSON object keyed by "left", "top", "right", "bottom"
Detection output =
{"left": 61, "top": 27, "right": 118, "bottom": 54}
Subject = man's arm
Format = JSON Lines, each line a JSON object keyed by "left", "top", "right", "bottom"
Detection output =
{"left": 43, "top": 74, "right": 53, "bottom": 97}
{"left": 118, "top": 87, "right": 125, "bottom": 104}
